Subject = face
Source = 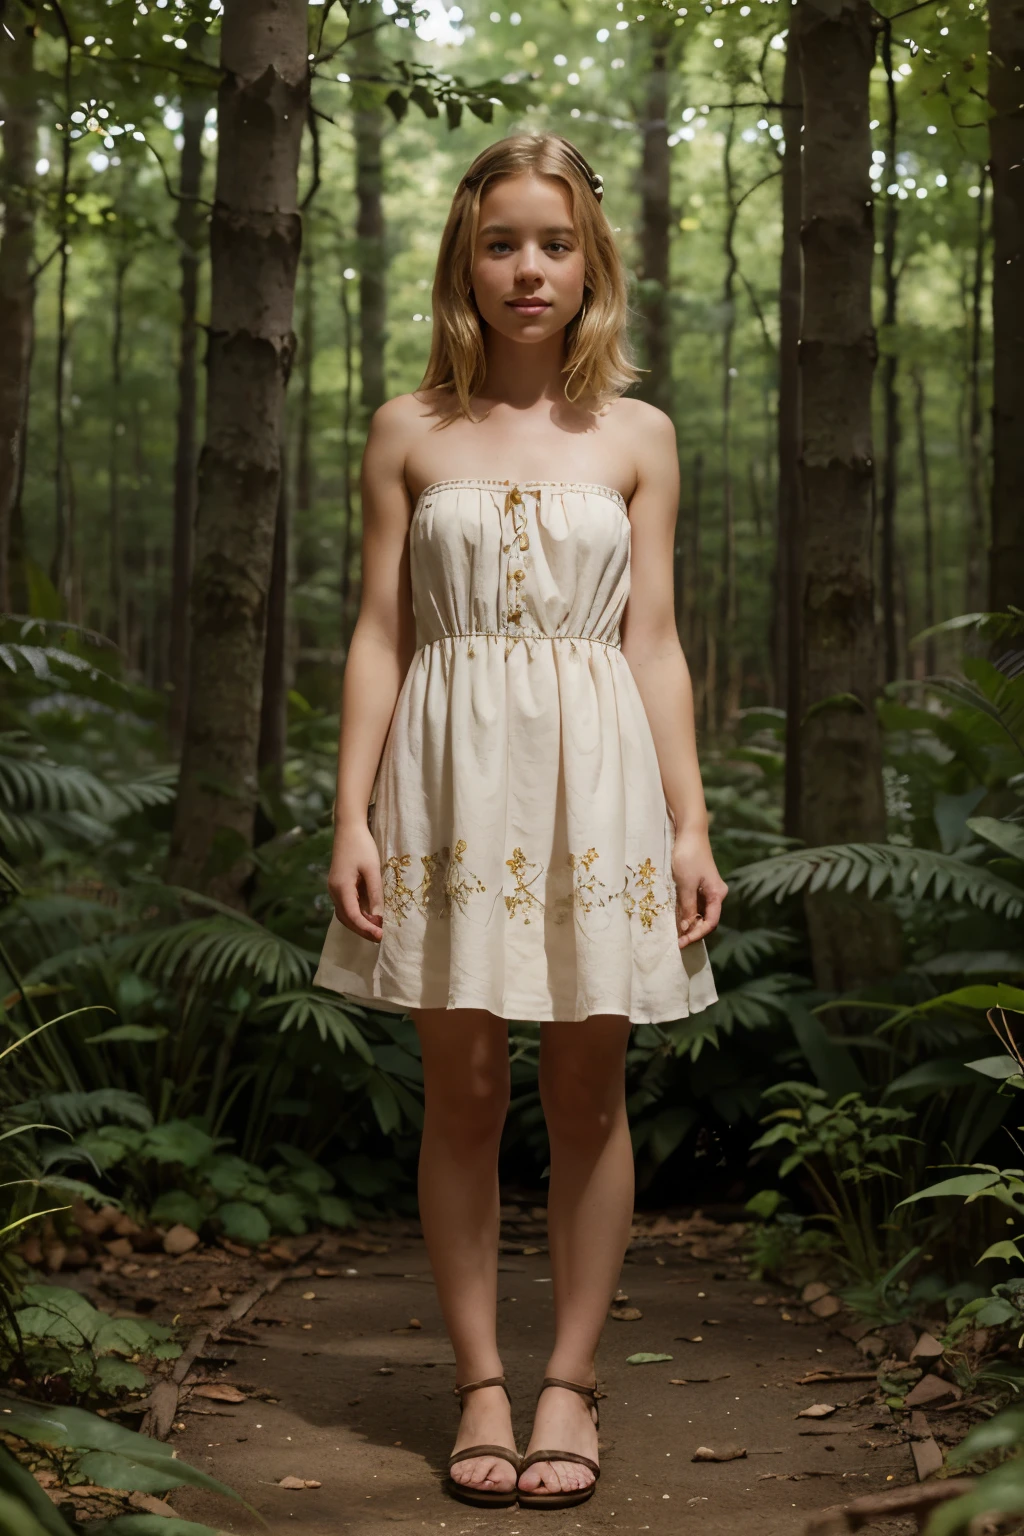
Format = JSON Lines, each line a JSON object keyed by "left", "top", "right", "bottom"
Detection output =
{"left": 469, "top": 171, "right": 587, "bottom": 343}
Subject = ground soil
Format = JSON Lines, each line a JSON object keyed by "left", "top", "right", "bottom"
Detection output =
{"left": 116, "top": 1205, "right": 931, "bottom": 1536}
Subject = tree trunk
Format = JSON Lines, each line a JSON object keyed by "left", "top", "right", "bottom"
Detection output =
{"left": 258, "top": 439, "right": 290, "bottom": 796}
{"left": 777, "top": 8, "right": 803, "bottom": 840}
{"left": 0, "top": 8, "right": 37, "bottom": 614}
{"left": 965, "top": 170, "right": 989, "bottom": 614}
{"left": 635, "top": 14, "right": 674, "bottom": 415}
{"left": 793, "top": 0, "right": 901, "bottom": 992}
{"left": 339, "top": 255, "right": 356, "bottom": 641}
{"left": 50, "top": 26, "right": 74, "bottom": 609}
{"left": 878, "top": 22, "right": 901, "bottom": 682}
{"left": 168, "top": 0, "right": 309, "bottom": 898}
{"left": 719, "top": 113, "right": 740, "bottom": 728}
{"left": 295, "top": 239, "right": 315, "bottom": 517}
{"left": 988, "top": 0, "right": 1024, "bottom": 613}
{"left": 911, "top": 368, "right": 938, "bottom": 676}
{"left": 352, "top": 9, "right": 388, "bottom": 421}
{"left": 169, "top": 91, "right": 206, "bottom": 748}
{"left": 109, "top": 254, "right": 130, "bottom": 650}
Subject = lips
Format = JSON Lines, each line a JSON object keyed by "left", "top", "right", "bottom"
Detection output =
{"left": 507, "top": 298, "right": 551, "bottom": 313}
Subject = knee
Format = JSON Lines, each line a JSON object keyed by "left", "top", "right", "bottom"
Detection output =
{"left": 425, "top": 1063, "right": 510, "bottom": 1147}
{"left": 539, "top": 1059, "right": 623, "bottom": 1147}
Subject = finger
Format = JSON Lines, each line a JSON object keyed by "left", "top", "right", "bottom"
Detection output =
{"left": 699, "top": 888, "right": 726, "bottom": 933}
{"left": 679, "top": 912, "right": 714, "bottom": 948}
{"left": 360, "top": 862, "right": 384, "bottom": 925}
{"left": 338, "top": 875, "right": 381, "bottom": 940}
{"left": 675, "top": 881, "right": 700, "bottom": 930}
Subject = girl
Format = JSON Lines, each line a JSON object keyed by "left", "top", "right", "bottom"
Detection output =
{"left": 314, "top": 133, "right": 727, "bottom": 1511}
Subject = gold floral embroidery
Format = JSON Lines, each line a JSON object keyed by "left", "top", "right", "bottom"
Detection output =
{"left": 569, "top": 847, "right": 606, "bottom": 913}
{"left": 612, "top": 857, "right": 675, "bottom": 930}
{"left": 505, "top": 845, "right": 544, "bottom": 924}
{"left": 444, "top": 838, "right": 487, "bottom": 913}
{"left": 503, "top": 485, "right": 532, "bottom": 658}
{"left": 382, "top": 854, "right": 420, "bottom": 924}
{"left": 384, "top": 841, "right": 486, "bottom": 924}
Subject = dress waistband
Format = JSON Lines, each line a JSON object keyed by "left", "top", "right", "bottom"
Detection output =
{"left": 419, "top": 631, "right": 622, "bottom": 652}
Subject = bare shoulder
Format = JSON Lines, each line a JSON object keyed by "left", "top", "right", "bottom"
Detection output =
{"left": 604, "top": 396, "right": 676, "bottom": 450}
{"left": 597, "top": 397, "right": 677, "bottom": 502}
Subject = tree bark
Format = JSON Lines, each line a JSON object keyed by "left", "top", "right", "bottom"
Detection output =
{"left": 109, "top": 253, "right": 130, "bottom": 650}
{"left": 168, "top": 91, "right": 207, "bottom": 749}
{"left": 719, "top": 113, "right": 741, "bottom": 729}
{"left": 777, "top": 9, "right": 803, "bottom": 840}
{"left": 965, "top": 170, "right": 989, "bottom": 614}
{"left": 911, "top": 368, "right": 938, "bottom": 676}
{"left": 0, "top": 7, "right": 37, "bottom": 614}
{"left": 878, "top": 21, "right": 901, "bottom": 682}
{"left": 793, "top": 0, "right": 901, "bottom": 992}
{"left": 258, "top": 438, "right": 290, "bottom": 795}
{"left": 635, "top": 13, "right": 674, "bottom": 416}
{"left": 988, "top": 0, "right": 1024, "bottom": 613}
{"left": 168, "top": 0, "right": 309, "bottom": 898}
{"left": 352, "top": 8, "right": 388, "bottom": 421}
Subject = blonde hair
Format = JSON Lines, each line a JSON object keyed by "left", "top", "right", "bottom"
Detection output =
{"left": 419, "top": 133, "right": 641, "bottom": 420}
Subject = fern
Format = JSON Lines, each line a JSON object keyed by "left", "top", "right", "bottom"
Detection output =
{"left": 117, "top": 914, "right": 317, "bottom": 992}
{"left": 727, "top": 842, "right": 1024, "bottom": 918}
{"left": 709, "top": 926, "right": 796, "bottom": 975}
{"left": 254, "top": 990, "right": 375, "bottom": 1064}
{"left": 665, "top": 972, "right": 805, "bottom": 1061}
{"left": 9, "top": 1090, "right": 154, "bottom": 1134}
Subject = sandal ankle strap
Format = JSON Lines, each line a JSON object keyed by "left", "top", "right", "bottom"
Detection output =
{"left": 539, "top": 1375, "right": 598, "bottom": 1404}
{"left": 454, "top": 1374, "right": 508, "bottom": 1399}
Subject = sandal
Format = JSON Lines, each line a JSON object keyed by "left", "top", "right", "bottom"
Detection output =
{"left": 516, "top": 1375, "right": 601, "bottom": 1510}
{"left": 444, "top": 1374, "right": 521, "bottom": 1508}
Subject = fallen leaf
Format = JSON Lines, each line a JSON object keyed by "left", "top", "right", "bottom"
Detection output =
{"left": 315, "top": 1267, "right": 338, "bottom": 1278}
{"left": 613, "top": 1290, "right": 629, "bottom": 1304}
{"left": 408, "top": 1318, "right": 422, "bottom": 1329}
{"left": 626, "top": 1352, "right": 673, "bottom": 1365}
{"left": 163, "top": 1224, "right": 200, "bottom": 1257}
{"left": 610, "top": 1305, "right": 643, "bottom": 1321}
{"left": 302, "top": 1290, "right": 317, "bottom": 1300}
{"left": 277, "top": 1476, "right": 322, "bottom": 1490}
{"left": 196, "top": 1286, "right": 224, "bottom": 1309}
{"left": 377, "top": 1367, "right": 394, "bottom": 1375}
{"left": 701, "top": 1319, "right": 721, "bottom": 1326}
{"left": 797, "top": 1403, "right": 837, "bottom": 1419}
{"left": 751, "top": 1296, "right": 769, "bottom": 1306}
{"left": 801, "top": 1281, "right": 831, "bottom": 1304}
{"left": 522, "top": 1246, "right": 542, "bottom": 1255}
{"left": 809, "top": 1294, "right": 843, "bottom": 1319}
{"left": 192, "top": 1384, "right": 246, "bottom": 1403}
{"left": 692, "top": 1445, "right": 747, "bottom": 1462}
{"left": 674, "top": 1335, "right": 703, "bottom": 1343}
{"left": 910, "top": 1332, "right": 944, "bottom": 1362}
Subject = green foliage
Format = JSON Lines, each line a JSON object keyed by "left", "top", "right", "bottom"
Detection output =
{"left": 1, "top": 1285, "right": 179, "bottom": 1402}
{"left": 750, "top": 1082, "right": 919, "bottom": 1283}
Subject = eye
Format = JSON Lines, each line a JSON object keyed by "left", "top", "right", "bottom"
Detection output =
{"left": 487, "top": 240, "right": 513, "bottom": 253}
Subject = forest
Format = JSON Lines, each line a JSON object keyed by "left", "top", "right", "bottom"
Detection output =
{"left": 1, "top": 0, "right": 1024, "bottom": 1530}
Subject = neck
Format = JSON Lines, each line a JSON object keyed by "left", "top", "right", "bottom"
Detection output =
{"left": 479, "top": 324, "right": 568, "bottom": 408}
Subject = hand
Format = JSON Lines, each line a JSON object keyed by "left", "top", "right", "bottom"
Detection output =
{"left": 671, "top": 829, "right": 727, "bottom": 950}
{"left": 328, "top": 822, "right": 384, "bottom": 942}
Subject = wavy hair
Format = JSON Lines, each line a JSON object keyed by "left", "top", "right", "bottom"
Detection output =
{"left": 418, "top": 133, "right": 641, "bottom": 421}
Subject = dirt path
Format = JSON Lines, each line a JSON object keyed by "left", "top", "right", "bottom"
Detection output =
{"left": 157, "top": 1207, "right": 920, "bottom": 1536}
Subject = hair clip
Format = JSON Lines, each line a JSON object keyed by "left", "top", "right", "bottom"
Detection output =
{"left": 590, "top": 172, "right": 604, "bottom": 202}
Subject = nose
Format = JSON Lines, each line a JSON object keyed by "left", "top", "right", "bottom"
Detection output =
{"left": 514, "top": 241, "right": 545, "bottom": 284}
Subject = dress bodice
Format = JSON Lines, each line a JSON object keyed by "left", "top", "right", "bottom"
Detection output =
{"left": 409, "top": 480, "right": 631, "bottom": 652}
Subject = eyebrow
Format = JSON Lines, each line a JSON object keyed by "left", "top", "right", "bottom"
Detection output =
{"left": 478, "top": 223, "right": 576, "bottom": 237}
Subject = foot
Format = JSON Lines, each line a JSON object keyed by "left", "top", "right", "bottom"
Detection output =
{"left": 518, "top": 1382, "right": 599, "bottom": 1497}
{"left": 449, "top": 1383, "right": 518, "bottom": 1494}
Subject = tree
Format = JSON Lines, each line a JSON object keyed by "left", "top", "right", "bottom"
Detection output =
{"left": 168, "top": 0, "right": 309, "bottom": 898}
{"left": 0, "top": 5, "right": 38, "bottom": 613}
{"left": 793, "top": 0, "right": 902, "bottom": 991}
{"left": 988, "top": 0, "right": 1024, "bottom": 614}
{"left": 168, "top": 90, "right": 207, "bottom": 747}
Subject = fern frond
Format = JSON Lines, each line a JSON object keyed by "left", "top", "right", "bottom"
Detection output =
{"left": 665, "top": 973, "right": 804, "bottom": 1061}
{"left": 727, "top": 843, "right": 1024, "bottom": 918}
{"left": 709, "top": 926, "right": 797, "bottom": 975}
{"left": 255, "top": 990, "right": 375, "bottom": 1064}
{"left": 117, "top": 914, "right": 316, "bottom": 991}
{"left": 9, "top": 1089, "right": 153, "bottom": 1133}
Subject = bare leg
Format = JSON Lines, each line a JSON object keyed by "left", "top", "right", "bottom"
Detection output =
{"left": 518, "top": 1013, "right": 634, "bottom": 1496}
{"left": 411, "top": 1007, "right": 516, "bottom": 1493}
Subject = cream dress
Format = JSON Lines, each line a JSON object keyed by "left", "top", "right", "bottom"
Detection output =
{"left": 313, "top": 479, "right": 718, "bottom": 1025}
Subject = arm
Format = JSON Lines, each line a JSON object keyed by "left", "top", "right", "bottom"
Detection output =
{"left": 327, "top": 398, "right": 418, "bottom": 942}
{"left": 619, "top": 407, "right": 728, "bottom": 951}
